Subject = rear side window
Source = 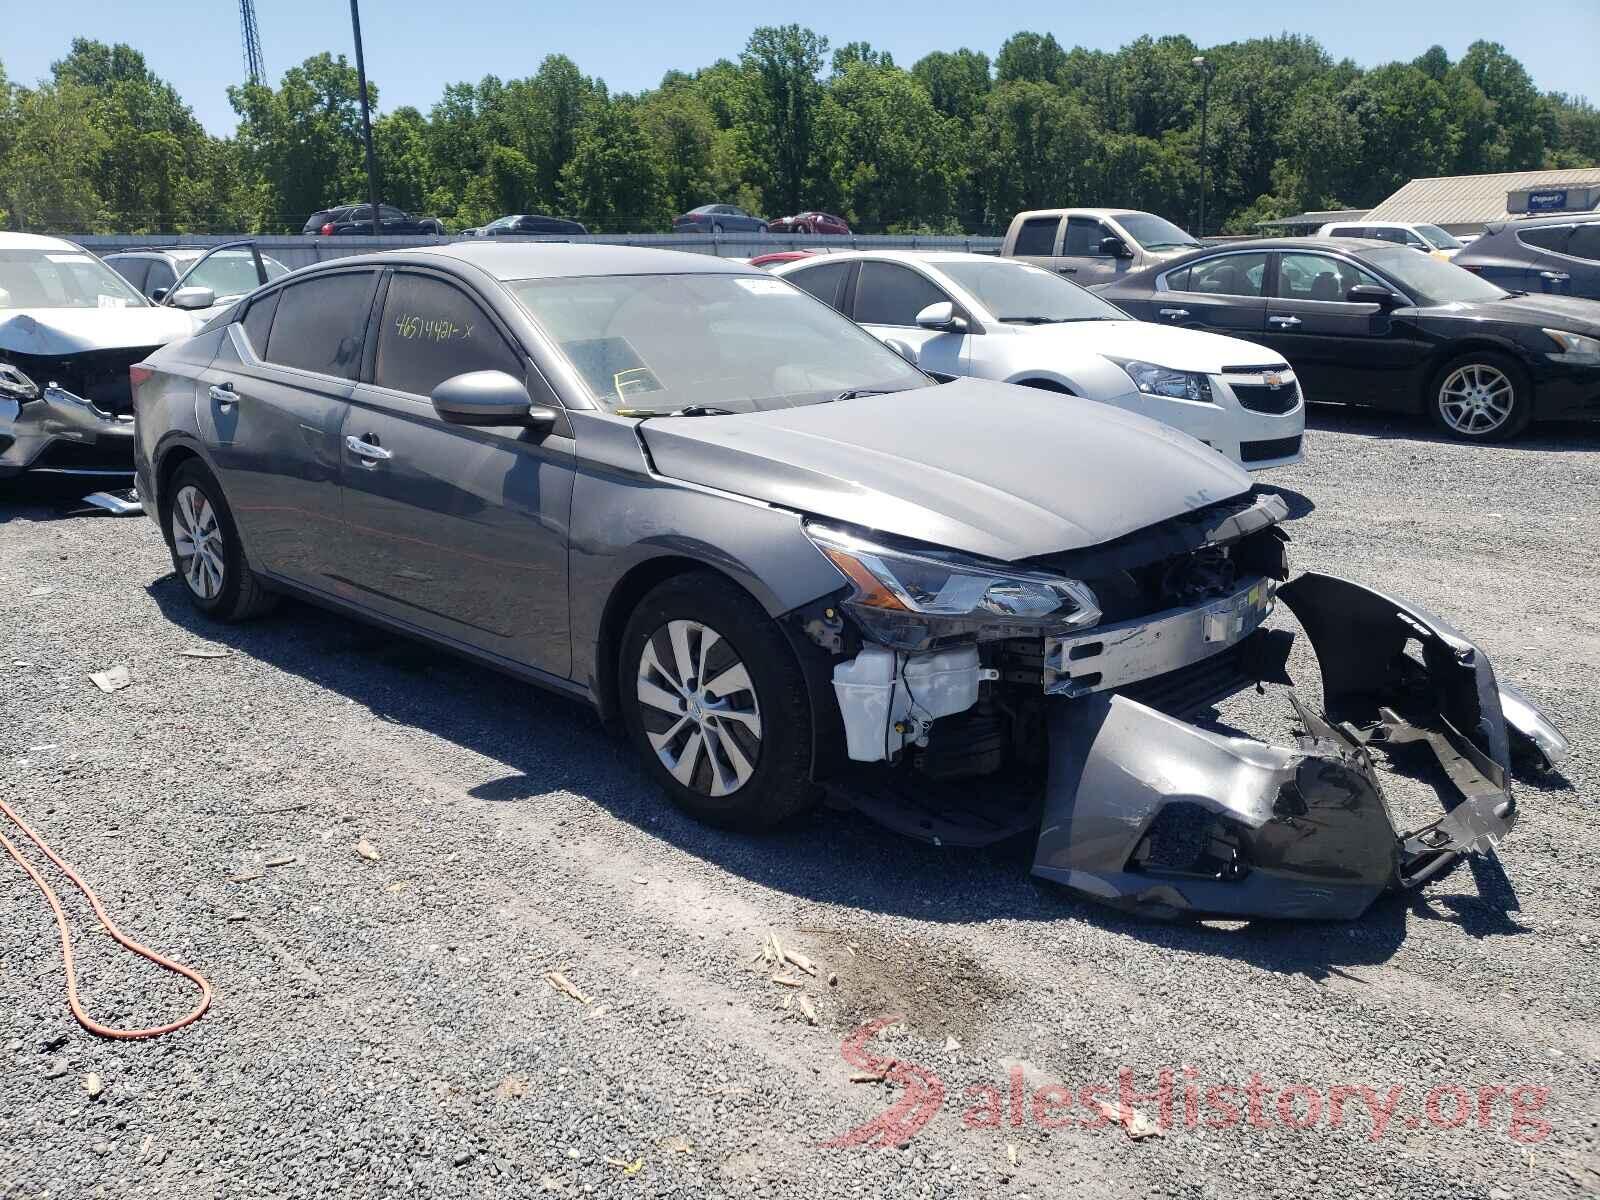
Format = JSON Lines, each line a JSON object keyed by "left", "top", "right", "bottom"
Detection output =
{"left": 853, "top": 262, "right": 949, "bottom": 327}
{"left": 1569, "top": 223, "right": 1600, "bottom": 261}
{"left": 374, "top": 272, "right": 524, "bottom": 397}
{"left": 1516, "top": 226, "right": 1570, "bottom": 253}
{"left": 262, "top": 271, "right": 377, "bottom": 379}
{"left": 1180, "top": 254, "right": 1268, "bottom": 297}
{"left": 1012, "top": 216, "right": 1060, "bottom": 256}
{"left": 241, "top": 288, "right": 281, "bottom": 356}
{"left": 785, "top": 261, "right": 850, "bottom": 311}
{"left": 1327, "top": 227, "right": 1361, "bottom": 239}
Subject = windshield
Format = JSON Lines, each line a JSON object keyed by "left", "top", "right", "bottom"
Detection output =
{"left": 1416, "top": 224, "right": 1463, "bottom": 250}
{"left": 0, "top": 248, "right": 148, "bottom": 310}
{"left": 180, "top": 250, "right": 289, "bottom": 301}
{"left": 1116, "top": 213, "right": 1200, "bottom": 251}
{"left": 507, "top": 272, "right": 930, "bottom": 414}
{"left": 1363, "top": 246, "right": 1508, "bottom": 304}
{"left": 939, "top": 260, "right": 1128, "bottom": 324}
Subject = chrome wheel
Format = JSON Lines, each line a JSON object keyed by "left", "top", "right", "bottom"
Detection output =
{"left": 635, "top": 619, "right": 762, "bottom": 797}
{"left": 171, "top": 484, "right": 225, "bottom": 600}
{"left": 1438, "top": 363, "right": 1515, "bottom": 435}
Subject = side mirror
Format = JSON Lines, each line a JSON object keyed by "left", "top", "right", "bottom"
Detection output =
{"left": 915, "top": 301, "right": 967, "bottom": 332}
{"left": 881, "top": 337, "right": 919, "bottom": 364}
{"left": 432, "top": 370, "right": 554, "bottom": 431}
{"left": 1100, "top": 236, "right": 1133, "bottom": 259}
{"left": 150, "top": 287, "right": 169, "bottom": 302}
{"left": 1346, "top": 284, "right": 1401, "bottom": 309}
{"left": 168, "top": 286, "right": 216, "bottom": 311}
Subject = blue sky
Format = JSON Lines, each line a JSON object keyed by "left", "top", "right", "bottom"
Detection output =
{"left": 6, "top": 0, "right": 1596, "bottom": 135}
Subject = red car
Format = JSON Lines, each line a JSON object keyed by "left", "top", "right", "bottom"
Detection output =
{"left": 748, "top": 251, "right": 816, "bottom": 269}
{"left": 766, "top": 212, "right": 850, "bottom": 235}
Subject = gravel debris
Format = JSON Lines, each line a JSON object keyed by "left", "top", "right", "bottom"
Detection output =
{"left": 2, "top": 409, "right": 1598, "bottom": 1197}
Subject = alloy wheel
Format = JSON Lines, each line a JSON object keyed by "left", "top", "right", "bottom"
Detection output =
{"left": 171, "top": 484, "right": 226, "bottom": 600}
{"left": 1437, "top": 363, "right": 1514, "bottom": 435}
{"left": 636, "top": 619, "right": 762, "bottom": 797}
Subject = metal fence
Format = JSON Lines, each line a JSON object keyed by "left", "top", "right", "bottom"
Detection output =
{"left": 69, "top": 231, "right": 1004, "bottom": 271}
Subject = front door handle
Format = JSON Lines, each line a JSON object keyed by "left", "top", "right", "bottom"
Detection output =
{"left": 1268, "top": 315, "right": 1302, "bottom": 328}
{"left": 1540, "top": 271, "right": 1570, "bottom": 282}
{"left": 1056, "top": 266, "right": 1078, "bottom": 275}
{"left": 345, "top": 434, "right": 393, "bottom": 462}
{"left": 1158, "top": 307, "right": 1190, "bottom": 319}
{"left": 208, "top": 383, "right": 238, "bottom": 407}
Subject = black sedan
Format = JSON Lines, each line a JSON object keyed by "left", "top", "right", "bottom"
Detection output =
{"left": 466, "top": 214, "right": 589, "bottom": 237}
{"left": 1098, "top": 236, "right": 1600, "bottom": 440}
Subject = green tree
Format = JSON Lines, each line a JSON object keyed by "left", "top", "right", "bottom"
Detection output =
{"left": 3, "top": 80, "right": 109, "bottom": 231}
{"left": 910, "top": 49, "right": 991, "bottom": 124}
{"left": 373, "top": 106, "right": 434, "bottom": 214}
{"left": 969, "top": 81, "right": 1097, "bottom": 231}
{"left": 739, "top": 25, "right": 828, "bottom": 214}
{"left": 561, "top": 98, "right": 669, "bottom": 232}
{"left": 642, "top": 88, "right": 719, "bottom": 217}
{"left": 995, "top": 32, "right": 1067, "bottom": 85}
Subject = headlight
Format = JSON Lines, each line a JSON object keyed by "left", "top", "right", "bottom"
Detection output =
{"left": 1542, "top": 328, "right": 1600, "bottom": 364}
{"left": 805, "top": 522, "right": 1101, "bottom": 631}
{"left": 0, "top": 362, "right": 40, "bottom": 402}
{"left": 1110, "top": 358, "right": 1214, "bottom": 402}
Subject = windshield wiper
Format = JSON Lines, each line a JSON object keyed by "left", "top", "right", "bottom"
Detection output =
{"left": 616, "top": 404, "right": 737, "bottom": 418}
{"left": 831, "top": 388, "right": 896, "bottom": 401}
{"left": 998, "top": 316, "right": 1063, "bottom": 325}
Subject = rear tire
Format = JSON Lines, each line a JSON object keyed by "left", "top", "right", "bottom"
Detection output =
{"left": 1426, "top": 351, "right": 1532, "bottom": 441}
{"left": 164, "top": 459, "right": 277, "bottom": 621}
{"left": 617, "top": 572, "right": 815, "bottom": 831}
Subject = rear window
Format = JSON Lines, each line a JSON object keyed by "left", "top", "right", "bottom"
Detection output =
{"left": 1012, "top": 217, "right": 1060, "bottom": 257}
{"left": 262, "top": 271, "right": 377, "bottom": 378}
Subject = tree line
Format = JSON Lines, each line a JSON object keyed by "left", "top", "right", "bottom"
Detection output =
{"left": 1, "top": 31, "right": 1596, "bottom": 237}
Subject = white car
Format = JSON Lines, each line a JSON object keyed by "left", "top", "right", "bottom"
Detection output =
{"left": 1316, "top": 221, "right": 1465, "bottom": 260}
{"left": 1, "top": 232, "right": 199, "bottom": 482}
{"left": 773, "top": 251, "right": 1304, "bottom": 470}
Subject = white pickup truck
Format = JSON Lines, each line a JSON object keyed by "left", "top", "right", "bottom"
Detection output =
{"left": 1001, "top": 208, "right": 1202, "bottom": 287}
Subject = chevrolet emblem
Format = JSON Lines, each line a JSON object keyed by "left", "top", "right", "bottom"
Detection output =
{"left": 1263, "top": 371, "right": 1284, "bottom": 389}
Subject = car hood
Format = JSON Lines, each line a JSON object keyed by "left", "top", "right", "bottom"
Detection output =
{"left": 1015, "top": 320, "right": 1286, "bottom": 373}
{"left": 0, "top": 306, "right": 200, "bottom": 355}
{"left": 639, "top": 377, "right": 1253, "bottom": 561}
{"left": 1431, "top": 293, "right": 1600, "bottom": 334}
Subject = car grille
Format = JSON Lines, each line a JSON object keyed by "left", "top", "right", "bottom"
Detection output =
{"left": 1230, "top": 379, "right": 1300, "bottom": 415}
{"left": 1240, "top": 435, "right": 1303, "bottom": 463}
{"left": 3, "top": 347, "right": 158, "bottom": 417}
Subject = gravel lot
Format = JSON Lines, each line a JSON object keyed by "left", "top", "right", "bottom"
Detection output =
{"left": 2, "top": 406, "right": 1598, "bottom": 1200}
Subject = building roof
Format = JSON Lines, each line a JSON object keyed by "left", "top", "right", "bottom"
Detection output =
{"left": 1257, "top": 208, "right": 1369, "bottom": 228}
{"left": 1367, "top": 167, "right": 1600, "bottom": 226}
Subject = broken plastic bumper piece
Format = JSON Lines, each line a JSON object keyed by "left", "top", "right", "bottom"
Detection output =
{"left": 0, "top": 385, "right": 135, "bottom": 478}
{"left": 1032, "top": 572, "right": 1565, "bottom": 920}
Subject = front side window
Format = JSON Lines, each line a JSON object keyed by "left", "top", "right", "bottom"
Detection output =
{"left": 1063, "top": 216, "right": 1113, "bottom": 256}
{"left": 938, "top": 260, "right": 1127, "bottom": 324}
{"left": 146, "top": 260, "right": 178, "bottom": 296}
{"left": 0, "top": 248, "right": 147, "bottom": 310}
{"left": 1178, "top": 254, "right": 1268, "bottom": 297}
{"left": 374, "top": 272, "right": 525, "bottom": 396}
{"left": 783, "top": 261, "right": 850, "bottom": 311}
{"left": 853, "top": 262, "right": 950, "bottom": 326}
{"left": 1276, "top": 253, "right": 1385, "bottom": 302}
{"left": 1012, "top": 217, "right": 1060, "bottom": 256}
{"left": 182, "top": 250, "right": 289, "bottom": 301}
{"left": 507, "top": 271, "right": 928, "bottom": 415}
{"left": 261, "top": 271, "right": 377, "bottom": 379}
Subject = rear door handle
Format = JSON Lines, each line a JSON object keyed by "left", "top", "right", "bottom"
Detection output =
{"left": 1268, "top": 315, "right": 1302, "bottom": 328}
{"left": 1158, "top": 307, "right": 1190, "bottom": 319}
{"left": 1056, "top": 266, "right": 1077, "bottom": 274}
{"left": 345, "top": 434, "right": 393, "bottom": 462}
{"left": 1540, "top": 271, "right": 1570, "bottom": 282}
{"left": 208, "top": 383, "right": 238, "bottom": 407}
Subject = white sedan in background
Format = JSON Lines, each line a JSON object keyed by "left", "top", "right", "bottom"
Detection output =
{"left": 773, "top": 251, "right": 1305, "bottom": 470}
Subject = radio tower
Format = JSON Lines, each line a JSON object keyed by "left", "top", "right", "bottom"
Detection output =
{"left": 239, "top": 0, "right": 266, "bottom": 85}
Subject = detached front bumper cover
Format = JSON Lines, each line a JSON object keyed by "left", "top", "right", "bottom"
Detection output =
{"left": 1032, "top": 572, "right": 1567, "bottom": 920}
{"left": 0, "top": 386, "right": 135, "bottom": 478}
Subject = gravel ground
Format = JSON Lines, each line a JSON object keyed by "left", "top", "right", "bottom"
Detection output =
{"left": 2, "top": 405, "right": 1598, "bottom": 1200}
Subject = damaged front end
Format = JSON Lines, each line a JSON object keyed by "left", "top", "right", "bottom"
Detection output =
{"left": 809, "top": 492, "right": 1567, "bottom": 921}
{"left": 0, "top": 349, "right": 147, "bottom": 479}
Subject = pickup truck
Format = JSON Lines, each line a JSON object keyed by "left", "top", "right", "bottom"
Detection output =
{"left": 1001, "top": 208, "right": 1201, "bottom": 287}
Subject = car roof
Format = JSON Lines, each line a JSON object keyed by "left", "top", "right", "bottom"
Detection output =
{"left": 1012, "top": 207, "right": 1148, "bottom": 222}
{"left": 314, "top": 241, "right": 763, "bottom": 281}
{"left": 0, "top": 231, "right": 88, "bottom": 253}
{"left": 1484, "top": 212, "right": 1600, "bottom": 232}
{"left": 1322, "top": 220, "right": 1422, "bottom": 229}
{"left": 778, "top": 249, "right": 1029, "bottom": 269}
{"left": 106, "top": 247, "right": 207, "bottom": 261}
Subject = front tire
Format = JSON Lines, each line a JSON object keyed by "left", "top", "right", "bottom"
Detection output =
{"left": 618, "top": 573, "right": 815, "bottom": 831}
{"left": 164, "top": 459, "right": 277, "bottom": 621}
{"left": 1427, "top": 352, "right": 1532, "bottom": 441}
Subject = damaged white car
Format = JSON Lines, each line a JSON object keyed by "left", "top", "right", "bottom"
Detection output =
{"left": 133, "top": 243, "right": 1567, "bottom": 921}
{"left": 1, "top": 233, "right": 198, "bottom": 483}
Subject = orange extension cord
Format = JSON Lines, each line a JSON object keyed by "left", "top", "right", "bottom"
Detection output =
{"left": 1, "top": 798, "right": 212, "bottom": 1040}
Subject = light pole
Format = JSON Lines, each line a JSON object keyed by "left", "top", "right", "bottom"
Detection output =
{"left": 349, "top": 0, "right": 382, "bottom": 237}
{"left": 1192, "top": 55, "right": 1213, "bottom": 238}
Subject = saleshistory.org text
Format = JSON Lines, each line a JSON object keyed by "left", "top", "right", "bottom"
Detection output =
{"left": 825, "top": 1018, "right": 1553, "bottom": 1149}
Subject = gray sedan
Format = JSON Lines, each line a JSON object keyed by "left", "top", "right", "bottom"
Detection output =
{"left": 130, "top": 242, "right": 1565, "bottom": 920}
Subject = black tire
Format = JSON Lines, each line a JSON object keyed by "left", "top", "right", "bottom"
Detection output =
{"left": 1425, "top": 351, "right": 1532, "bottom": 441}
{"left": 617, "top": 572, "right": 815, "bottom": 831}
{"left": 711, "top": 223, "right": 725, "bottom": 237}
{"left": 163, "top": 459, "right": 277, "bottom": 621}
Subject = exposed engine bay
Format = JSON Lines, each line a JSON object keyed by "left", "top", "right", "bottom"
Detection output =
{"left": 799, "top": 489, "right": 1568, "bottom": 921}
{"left": 0, "top": 343, "right": 154, "bottom": 479}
